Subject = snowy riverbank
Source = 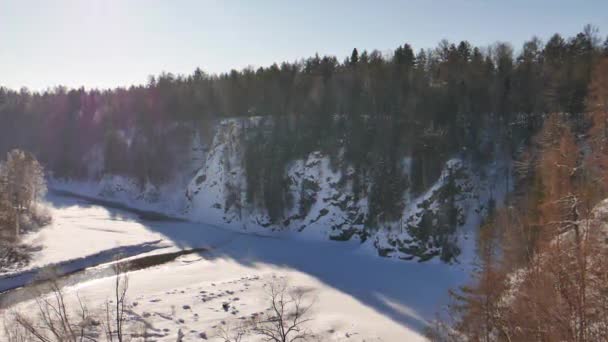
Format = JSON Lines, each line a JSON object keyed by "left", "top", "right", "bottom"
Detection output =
{"left": 1, "top": 192, "right": 471, "bottom": 341}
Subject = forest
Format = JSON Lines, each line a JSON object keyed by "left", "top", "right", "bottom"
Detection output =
{"left": 1, "top": 26, "right": 605, "bottom": 230}
{"left": 429, "top": 55, "right": 608, "bottom": 341}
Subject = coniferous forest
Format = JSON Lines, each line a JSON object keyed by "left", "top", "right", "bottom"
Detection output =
{"left": 3, "top": 14, "right": 608, "bottom": 341}
{"left": 1, "top": 26, "right": 605, "bottom": 226}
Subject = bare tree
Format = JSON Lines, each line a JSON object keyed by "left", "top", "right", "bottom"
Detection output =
{"left": 4, "top": 261, "right": 136, "bottom": 342}
{"left": 251, "top": 279, "right": 314, "bottom": 342}
{"left": 4, "top": 281, "right": 96, "bottom": 342}
{"left": 216, "top": 321, "right": 248, "bottom": 342}
{"left": 104, "top": 262, "right": 129, "bottom": 342}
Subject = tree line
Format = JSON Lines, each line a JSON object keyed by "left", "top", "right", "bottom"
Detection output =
{"left": 0, "top": 25, "right": 606, "bottom": 227}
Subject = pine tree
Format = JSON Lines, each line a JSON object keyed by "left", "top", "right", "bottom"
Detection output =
{"left": 350, "top": 48, "right": 359, "bottom": 66}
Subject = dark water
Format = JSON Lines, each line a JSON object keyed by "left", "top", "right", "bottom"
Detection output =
{"left": 0, "top": 248, "right": 207, "bottom": 308}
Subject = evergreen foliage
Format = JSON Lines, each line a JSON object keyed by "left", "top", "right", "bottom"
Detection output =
{"left": 0, "top": 27, "right": 603, "bottom": 230}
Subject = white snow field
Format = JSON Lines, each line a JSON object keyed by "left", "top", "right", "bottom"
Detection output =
{"left": 0, "top": 194, "right": 470, "bottom": 341}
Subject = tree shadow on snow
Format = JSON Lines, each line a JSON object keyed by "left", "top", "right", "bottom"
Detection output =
{"left": 46, "top": 193, "right": 469, "bottom": 335}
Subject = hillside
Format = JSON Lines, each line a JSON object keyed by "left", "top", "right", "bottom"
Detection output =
{"left": 52, "top": 116, "right": 511, "bottom": 263}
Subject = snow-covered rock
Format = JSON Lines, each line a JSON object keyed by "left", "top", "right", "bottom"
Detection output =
{"left": 52, "top": 117, "right": 512, "bottom": 263}
{"left": 183, "top": 118, "right": 510, "bottom": 263}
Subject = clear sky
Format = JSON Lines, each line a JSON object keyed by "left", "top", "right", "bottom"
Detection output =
{"left": 1, "top": 0, "right": 606, "bottom": 91}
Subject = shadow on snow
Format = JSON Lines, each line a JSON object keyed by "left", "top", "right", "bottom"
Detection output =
{"left": 44, "top": 192, "right": 469, "bottom": 334}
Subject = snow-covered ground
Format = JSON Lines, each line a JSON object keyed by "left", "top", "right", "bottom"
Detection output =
{"left": 0, "top": 193, "right": 470, "bottom": 341}
{"left": 20, "top": 200, "right": 171, "bottom": 271}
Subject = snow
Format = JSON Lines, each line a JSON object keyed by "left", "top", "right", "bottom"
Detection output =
{"left": 0, "top": 240, "right": 167, "bottom": 292}
{"left": 18, "top": 197, "right": 170, "bottom": 272}
{"left": 52, "top": 175, "right": 188, "bottom": 215}
{"left": 0, "top": 193, "right": 469, "bottom": 341}
{"left": 186, "top": 118, "right": 249, "bottom": 229}
{"left": 51, "top": 117, "right": 510, "bottom": 263}
{"left": 62, "top": 259, "right": 426, "bottom": 341}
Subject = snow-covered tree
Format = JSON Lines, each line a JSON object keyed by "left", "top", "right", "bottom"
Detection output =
{"left": 0, "top": 149, "right": 47, "bottom": 239}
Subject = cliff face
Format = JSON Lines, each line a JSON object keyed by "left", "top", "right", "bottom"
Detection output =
{"left": 183, "top": 118, "right": 510, "bottom": 262}
{"left": 55, "top": 117, "right": 511, "bottom": 263}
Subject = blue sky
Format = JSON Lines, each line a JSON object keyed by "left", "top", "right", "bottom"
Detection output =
{"left": 1, "top": 0, "right": 606, "bottom": 90}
